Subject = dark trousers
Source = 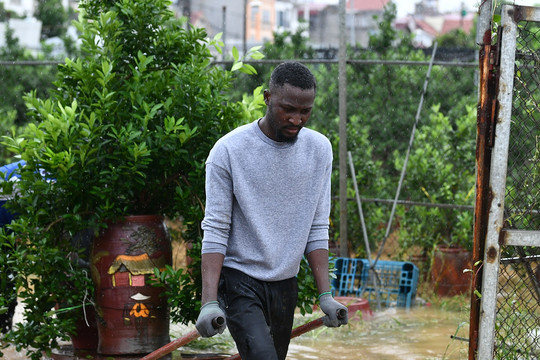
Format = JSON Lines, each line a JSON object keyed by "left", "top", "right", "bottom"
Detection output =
{"left": 218, "top": 267, "right": 298, "bottom": 360}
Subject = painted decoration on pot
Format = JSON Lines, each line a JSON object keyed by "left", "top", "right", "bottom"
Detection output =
{"left": 91, "top": 215, "right": 172, "bottom": 355}
{"left": 108, "top": 253, "right": 167, "bottom": 287}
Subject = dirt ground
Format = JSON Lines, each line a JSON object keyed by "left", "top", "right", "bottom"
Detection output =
{"left": 1, "top": 343, "right": 31, "bottom": 360}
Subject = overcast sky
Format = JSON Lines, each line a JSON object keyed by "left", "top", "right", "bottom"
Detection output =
{"left": 312, "top": 0, "right": 540, "bottom": 18}
{"left": 394, "top": 0, "right": 540, "bottom": 17}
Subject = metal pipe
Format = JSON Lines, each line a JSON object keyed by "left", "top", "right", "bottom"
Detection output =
{"left": 0, "top": 59, "right": 477, "bottom": 67}
{"left": 213, "top": 59, "right": 476, "bottom": 67}
{"left": 469, "top": 0, "right": 497, "bottom": 352}
{"left": 347, "top": 151, "right": 372, "bottom": 262}
{"left": 373, "top": 42, "right": 438, "bottom": 268}
{"left": 477, "top": 5, "right": 518, "bottom": 359}
{"left": 335, "top": 196, "right": 475, "bottom": 211}
{"left": 338, "top": 0, "right": 348, "bottom": 258}
{"left": 476, "top": 0, "right": 493, "bottom": 46}
{"left": 347, "top": 151, "right": 381, "bottom": 310}
{"left": 516, "top": 246, "right": 540, "bottom": 302}
{"left": 469, "top": 36, "right": 493, "bottom": 360}
{"left": 500, "top": 254, "right": 540, "bottom": 264}
{"left": 222, "top": 6, "right": 227, "bottom": 61}
{"left": 243, "top": 0, "right": 247, "bottom": 56}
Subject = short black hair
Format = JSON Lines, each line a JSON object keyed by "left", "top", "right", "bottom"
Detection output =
{"left": 269, "top": 61, "right": 316, "bottom": 92}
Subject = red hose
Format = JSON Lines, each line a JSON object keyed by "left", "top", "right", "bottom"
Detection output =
{"left": 141, "top": 316, "right": 224, "bottom": 360}
{"left": 140, "top": 329, "right": 200, "bottom": 360}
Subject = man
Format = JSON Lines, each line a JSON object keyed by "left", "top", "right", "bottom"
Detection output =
{"left": 196, "top": 61, "right": 347, "bottom": 360}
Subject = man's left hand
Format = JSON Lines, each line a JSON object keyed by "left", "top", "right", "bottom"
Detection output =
{"left": 319, "top": 293, "right": 348, "bottom": 327}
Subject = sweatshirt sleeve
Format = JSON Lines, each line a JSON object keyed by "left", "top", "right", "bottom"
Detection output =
{"left": 201, "top": 160, "right": 233, "bottom": 255}
{"left": 305, "top": 140, "right": 332, "bottom": 254}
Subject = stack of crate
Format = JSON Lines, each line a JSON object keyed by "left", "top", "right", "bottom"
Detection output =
{"left": 331, "top": 257, "right": 419, "bottom": 309}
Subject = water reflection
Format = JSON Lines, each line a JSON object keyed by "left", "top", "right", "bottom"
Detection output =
{"left": 287, "top": 306, "right": 469, "bottom": 360}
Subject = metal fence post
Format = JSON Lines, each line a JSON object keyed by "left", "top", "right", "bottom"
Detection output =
{"left": 476, "top": 5, "right": 518, "bottom": 359}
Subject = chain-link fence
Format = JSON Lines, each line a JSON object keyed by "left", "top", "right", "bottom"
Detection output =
{"left": 496, "top": 18, "right": 540, "bottom": 360}
{"left": 1, "top": 53, "right": 479, "bottom": 256}
{"left": 0, "top": 51, "right": 488, "bottom": 355}
{"left": 225, "top": 55, "right": 479, "bottom": 261}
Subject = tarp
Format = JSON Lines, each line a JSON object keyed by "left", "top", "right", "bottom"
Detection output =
{"left": 0, "top": 160, "right": 25, "bottom": 226}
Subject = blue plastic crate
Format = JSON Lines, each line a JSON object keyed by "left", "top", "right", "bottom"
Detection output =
{"left": 331, "top": 257, "right": 419, "bottom": 309}
{"left": 358, "top": 259, "right": 419, "bottom": 309}
{"left": 331, "top": 257, "right": 366, "bottom": 297}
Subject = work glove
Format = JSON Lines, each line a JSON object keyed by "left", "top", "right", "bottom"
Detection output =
{"left": 195, "top": 301, "right": 227, "bottom": 337}
{"left": 319, "top": 293, "right": 348, "bottom": 327}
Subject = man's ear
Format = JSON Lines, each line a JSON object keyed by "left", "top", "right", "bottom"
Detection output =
{"left": 263, "top": 89, "right": 270, "bottom": 105}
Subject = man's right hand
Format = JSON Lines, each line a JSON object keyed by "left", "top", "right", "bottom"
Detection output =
{"left": 195, "top": 301, "right": 227, "bottom": 337}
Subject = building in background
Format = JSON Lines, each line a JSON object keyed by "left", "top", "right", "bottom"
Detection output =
{"left": 0, "top": 17, "right": 42, "bottom": 50}
{"left": 0, "top": 0, "right": 41, "bottom": 51}
{"left": 1, "top": 0, "right": 477, "bottom": 57}
{"left": 0, "top": 0, "right": 77, "bottom": 53}
{"left": 395, "top": 0, "right": 474, "bottom": 48}
{"left": 246, "top": 0, "right": 275, "bottom": 45}
{"left": 1, "top": 0, "right": 72, "bottom": 17}
{"left": 1, "top": 0, "right": 36, "bottom": 17}
{"left": 300, "top": 0, "right": 389, "bottom": 48}
{"left": 178, "top": 0, "right": 398, "bottom": 54}
{"left": 180, "top": 0, "right": 300, "bottom": 56}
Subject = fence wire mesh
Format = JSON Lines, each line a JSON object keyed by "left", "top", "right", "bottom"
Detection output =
{"left": 496, "top": 19, "right": 540, "bottom": 360}
{"left": 5, "top": 52, "right": 535, "bottom": 358}
{"left": 1, "top": 55, "right": 479, "bottom": 257}
{"left": 232, "top": 58, "right": 480, "bottom": 258}
{"left": 505, "top": 21, "right": 540, "bottom": 231}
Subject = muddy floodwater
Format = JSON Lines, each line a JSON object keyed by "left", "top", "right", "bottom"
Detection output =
{"left": 286, "top": 306, "right": 470, "bottom": 360}
{"left": 175, "top": 304, "right": 470, "bottom": 360}
{"left": 1, "top": 303, "right": 470, "bottom": 359}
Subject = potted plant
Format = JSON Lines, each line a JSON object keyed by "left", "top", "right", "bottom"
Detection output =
{"left": 0, "top": 0, "right": 262, "bottom": 358}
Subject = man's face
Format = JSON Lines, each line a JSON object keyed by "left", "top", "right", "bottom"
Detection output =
{"left": 263, "top": 83, "right": 315, "bottom": 143}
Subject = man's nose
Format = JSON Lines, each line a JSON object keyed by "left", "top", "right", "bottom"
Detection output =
{"left": 289, "top": 116, "right": 302, "bottom": 126}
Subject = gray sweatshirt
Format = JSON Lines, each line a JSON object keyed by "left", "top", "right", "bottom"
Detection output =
{"left": 201, "top": 120, "right": 332, "bottom": 281}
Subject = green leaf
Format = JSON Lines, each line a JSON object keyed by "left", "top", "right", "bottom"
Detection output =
{"left": 239, "top": 63, "right": 257, "bottom": 75}
{"left": 231, "top": 61, "right": 243, "bottom": 72}
{"left": 232, "top": 46, "right": 240, "bottom": 62}
{"left": 250, "top": 51, "right": 265, "bottom": 60}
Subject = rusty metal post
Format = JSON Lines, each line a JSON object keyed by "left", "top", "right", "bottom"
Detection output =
{"left": 469, "top": 40, "right": 493, "bottom": 360}
{"left": 476, "top": 5, "right": 519, "bottom": 359}
{"left": 469, "top": 1, "right": 494, "bottom": 359}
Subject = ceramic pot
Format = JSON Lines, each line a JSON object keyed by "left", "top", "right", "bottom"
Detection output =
{"left": 431, "top": 245, "right": 472, "bottom": 297}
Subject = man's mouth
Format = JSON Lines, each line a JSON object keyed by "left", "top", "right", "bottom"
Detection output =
{"left": 284, "top": 127, "right": 301, "bottom": 135}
